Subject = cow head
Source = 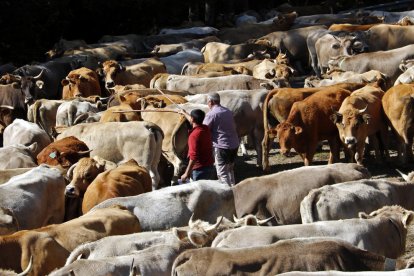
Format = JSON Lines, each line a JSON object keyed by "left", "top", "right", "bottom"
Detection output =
{"left": 276, "top": 122, "right": 302, "bottom": 156}
{"left": 17, "top": 70, "right": 45, "bottom": 104}
{"left": 100, "top": 60, "right": 125, "bottom": 90}
{"left": 0, "top": 105, "right": 16, "bottom": 129}
{"left": 331, "top": 106, "right": 370, "bottom": 149}
{"left": 65, "top": 157, "right": 106, "bottom": 197}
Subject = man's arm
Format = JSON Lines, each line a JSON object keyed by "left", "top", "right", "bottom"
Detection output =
{"left": 181, "top": 159, "right": 195, "bottom": 182}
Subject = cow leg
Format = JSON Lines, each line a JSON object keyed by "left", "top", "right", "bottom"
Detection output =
{"left": 378, "top": 125, "right": 391, "bottom": 161}
{"left": 327, "top": 138, "right": 340, "bottom": 164}
{"left": 261, "top": 131, "right": 270, "bottom": 171}
{"left": 251, "top": 127, "right": 264, "bottom": 168}
{"left": 239, "top": 136, "right": 248, "bottom": 156}
{"left": 355, "top": 141, "right": 366, "bottom": 166}
{"left": 369, "top": 134, "right": 382, "bottom": 164}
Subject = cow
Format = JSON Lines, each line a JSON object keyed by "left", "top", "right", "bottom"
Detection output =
{"left": 172, "top": 237, "right": 386, "bottom": 275}
{"left": 192, "top": 59, "right": 262, "bottom": 75}
{"left": 300, "top": 178, "right": 414, "bottom": 223}
{"left": 232, "top": 163, "right": 369, "bottom": 225}
{"left": 45, "top": 38, "right": 89, "bottom": 59}
{"left": 99, "top": 58, "right": 167, "bottom": 91}
{"left": 276, "top": 88, "right": 351, "bottom": 165}
{"left": 186, "top": 89, "right": 269, "bottom": 168}
{"left": 201, "top": 41, "right": 271, "bottom": 63}
{"left": 217, "top": 12, "right": 297, "bottom": 44}
{"left": 255, "top": 25, "right": 327, "bottom": 73}
{"left": 55, "top": 99, "right": 104, "bottom": 127}
{"left": 57, "top": 121, "right": 164, "bottom": 188}
{"left": 61, "top": 67, "right": 102, "bottom": 99}
{"left": 252, "top": 58, "right": 295, "bottom": 81}
{"left": 3, "top": 119, "right": 52, "bottom": 156}
{"left": 331, "top": 84, "right": 389, "bottom": 165}
{"left": 305, "top": 70, "right": 388, "bottom": 90}
{"left": 261, "top": 83, "right": 366, "bottom": 170}
{"left": 0, "top": 83, "right": 27, "bottom": 131}
{"left": 36, "top": 136, "right": 90, "bottom": 168}
{"left": 382, "top": 84, "right": 414, "bottom": 164}
{"left": 366, "top": 24, "right": 414, "bottom": 52}
{"left": 395, "top": 60, "right": 414, "bottom": 86}
{"left": 65, "top": 156, "right": 117, "bottom": 197}
{"left": 79, "top": 159, "right": 152, "bottom": 213}
{"left": 0, "top": 205, "right": 140, "bottom": 276}
{"left": 159, "top": 26, "right": 218, "bottom": 36}
{"left": 212, "top": 205, "right": 410, "bottom": 259}
{"left": 91, "top": 180, "right": 235, "bottom": 231}
{"left": 328, "top": 44, "right": 414, "bottom": 84}
{"left": 58, "top": 216, "right": 270, "bottom": 276}
{"left": 0, "top": 165, "right": 66, "bottom": 232}
{"left": 315, "top": 32, "right": 368, "bottom": 76}
{"left": 99, "top": 104, "right": 141, "bottom": 122}
{"left": 27, "top": 99, "right": 66, "bottom": 137}
{"left": 0, "top": 144, "right": 37, "bottom": 169}
{"left": 328, "top": 23, "right": 379, "bottom": 32}
{"left": 166, "top": 74, "right": 281, "bottom": 94}
{"left": 151, "top": 36, "right": 220, "bottom": 56}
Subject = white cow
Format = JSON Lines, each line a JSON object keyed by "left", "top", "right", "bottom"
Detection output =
{"left": 55, "top": 99, "right": 103, "bottom": 126}
{"left": 0, "top": 165, "right": 66, "bottom": 233}
{"left": 3, "top": 119, "right": 52, "bottom": 156}
{"left": 0, "top": 144, "right": 38, "bottom": 169}
{"left": 57, "top": 121, "right": 164, "bottom": 189}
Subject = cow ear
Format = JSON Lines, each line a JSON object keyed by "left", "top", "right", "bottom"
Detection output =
{"left": 358, "top": 211, "right": 370, "bottom": 219}
{"left": 403, "top": 212, "right": 414, "bottom": 228}
{"left": 244, "top": 216, "right": 258, "bottom": 226}
{"left": 61, "top": 79, "right": 69, "bottom": 86}
{"left": 12, "top": 82, "right": 20, "bottom": 89}
{"left": 119, "top": 95, "right": 126, "bottom": 103}
{"left": 95, "top": 68, "right": 103, "bottom": 77}
{"left": 294, "top": 126, "right": 302, "bottom": 135}
{"left": 188, "top": 231, "right": 208, "bottom": 247}
{"left": 362, "top": 114, "right": 371, "bottom": 125}
{"left": 27, "top": 142, "right": 38, "bottom": 154}
{"left": 330, "top": 112, "right": 342, "bottom": 124}
{"left": 36, "top": 80, "right": 44, "bottom": 89}
{"left": 159, "top": 99, "right": 166, "bottom": 108}
{"left": 172, "top": 227, "right": 188, "bottom": 241}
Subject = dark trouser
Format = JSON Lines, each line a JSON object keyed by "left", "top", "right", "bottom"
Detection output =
{"left": 191, "top": 165, "right": 215, "bottom": 181}
{"left": 214, "top": 147, "right": 238, "bottom": 186}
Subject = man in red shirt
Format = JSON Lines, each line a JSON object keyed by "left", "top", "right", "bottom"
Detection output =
{"left": 180, "top": 109, "right": 215, "bottom": 182}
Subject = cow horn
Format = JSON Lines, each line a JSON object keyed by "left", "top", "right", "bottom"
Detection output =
{"left": 358, "top": 105, "right": 368, "bottom": 114}
{"left": 129, "top": 258, "right": 135, "bottom": 276}
{"left": 257, "top": 216, "right": 275, "bottom": 225}
{"left": 0, "top": 105, "right": 15, "bottom": 110}
{"left": 188, "top": 213, "right": 196, "bottom": 228}
{"left": 396, "top": 169, "right": 410, "bottom": 182}
{"left": 233, "top": 214, "right": 242, "bottom": 223}
{"left": 66, "top": 162, "right": 78, "bottom": 180}
{"left": 18, "top": 256, "right": 33, "bottom": 276}
{"left": 205, "top": 216, "right": 223, "bottom": 233}
{"left": 78, "top": 149, "right": 93, "bottom": 155}
{"left": 33, "top": 69, "right": 44, "bottom": 79}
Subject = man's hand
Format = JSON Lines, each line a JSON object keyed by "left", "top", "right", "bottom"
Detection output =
{"left": 181, "top": 172, "right": 189, "bottom": 182}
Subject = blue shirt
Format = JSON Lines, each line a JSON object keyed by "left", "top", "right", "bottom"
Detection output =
{"left": 203, "top": 105, "right": 239, "bottom": 149}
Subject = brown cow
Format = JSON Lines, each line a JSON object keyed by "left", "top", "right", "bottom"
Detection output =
{"left": 261, "top": 83, "right": 366, "bottom": 170}
{"left": 0, "top": 205, "right": 140, "bottom": 276}
{"left": 276, "top": 88, "right": 351, "bottom": 165}
{"left": 36, "top": 136, "right": 91, "bottom": 168}
{"left": 382, "top": 84, "right": 414, "bottom": 164}
{"left": 140, "top": 94, "right": 187, "bottom": 109}
{"left": 100, "top": 58, "right": 167, "bottom": 91}
{"left": 331, "top": 84, "right": 389, "bottom": 165}
{"left": 328, "top": 23, "right": 379, "bottom": 31}
{"left": 81, "top": 159, "right": 152, "bottom": 213}
{"left": 61, "top": 67, "right": 101, "bottom": 100}
{"left": 172, "top": 237, "right": 386, "bottom": 275}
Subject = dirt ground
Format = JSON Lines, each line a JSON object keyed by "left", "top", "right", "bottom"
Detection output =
{"left": 234, "top": 140, "right": 414, "bottom": 183}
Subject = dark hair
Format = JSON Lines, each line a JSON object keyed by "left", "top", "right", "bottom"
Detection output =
{"left": 190, "top": 109, "right": 205, "bottom": 125}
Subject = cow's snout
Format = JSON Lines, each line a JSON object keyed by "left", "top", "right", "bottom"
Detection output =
{"left": 105, "top": 81, "right": 115, "bottom": 88}
{"left": 345, "top": 137, "right": 357, "bottom": 145}
{"left": 65, "top": 185, "right": 79, "bottom": 197}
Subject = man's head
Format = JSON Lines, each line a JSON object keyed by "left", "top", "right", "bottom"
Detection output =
{"left": 190, "top": 109, "right": 205, "bottom": 125}
{"left": 207, "top": 92, "right": 220, "bottom": 109}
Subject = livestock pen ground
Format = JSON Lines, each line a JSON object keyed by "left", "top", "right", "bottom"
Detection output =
{"left": 234, "top": 141, "right": 413, "bottom": 183}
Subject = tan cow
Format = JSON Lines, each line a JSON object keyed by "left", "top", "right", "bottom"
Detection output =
{"left": 172, "top": 237, "right": 386, "bottom": 275}
{"left": 382, "top": 84, "right": 414, "bottom": 164}
{"left": 276, "top": 88, "right": 351, "bottom": 165}
{"left": 100, "top": 58, "right": 167, "bottom": 90}
{"left": 201, "top": 41, "right": 271, "bottom": 63}
{"left": 0, "top": 205, "right": 140, "bottom": 276}
{"left": 61, "top": 67, "right": 102, "bottom": 99}
{"left": 331, "top": 84, "right": 389, "bottom": 165}
{"left": 82, "top": 159, "right": 152, "bottom": 213}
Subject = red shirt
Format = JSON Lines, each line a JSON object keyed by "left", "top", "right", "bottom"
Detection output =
{"left": 188, "top": 124, "right": 214, "bottom": 170}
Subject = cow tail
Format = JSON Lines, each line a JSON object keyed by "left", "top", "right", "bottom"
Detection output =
{"left": 172, "top": 116, "right": 188, "bottom": 160}
{"left": 300, "top": 188, "right": 320, "bottom": 223}
{"left": 261, "top": 90, "right": 277, "bottom": 171}
{"left": 65, "top": 244, "right": 91, "bottom": 265}
{"left": 402, "top": 96, "right": 414, "bottom": 144}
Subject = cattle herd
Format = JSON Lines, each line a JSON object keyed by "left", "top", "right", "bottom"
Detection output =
{"left": 2, "top": 5, "right": 414, "bottom": 276}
